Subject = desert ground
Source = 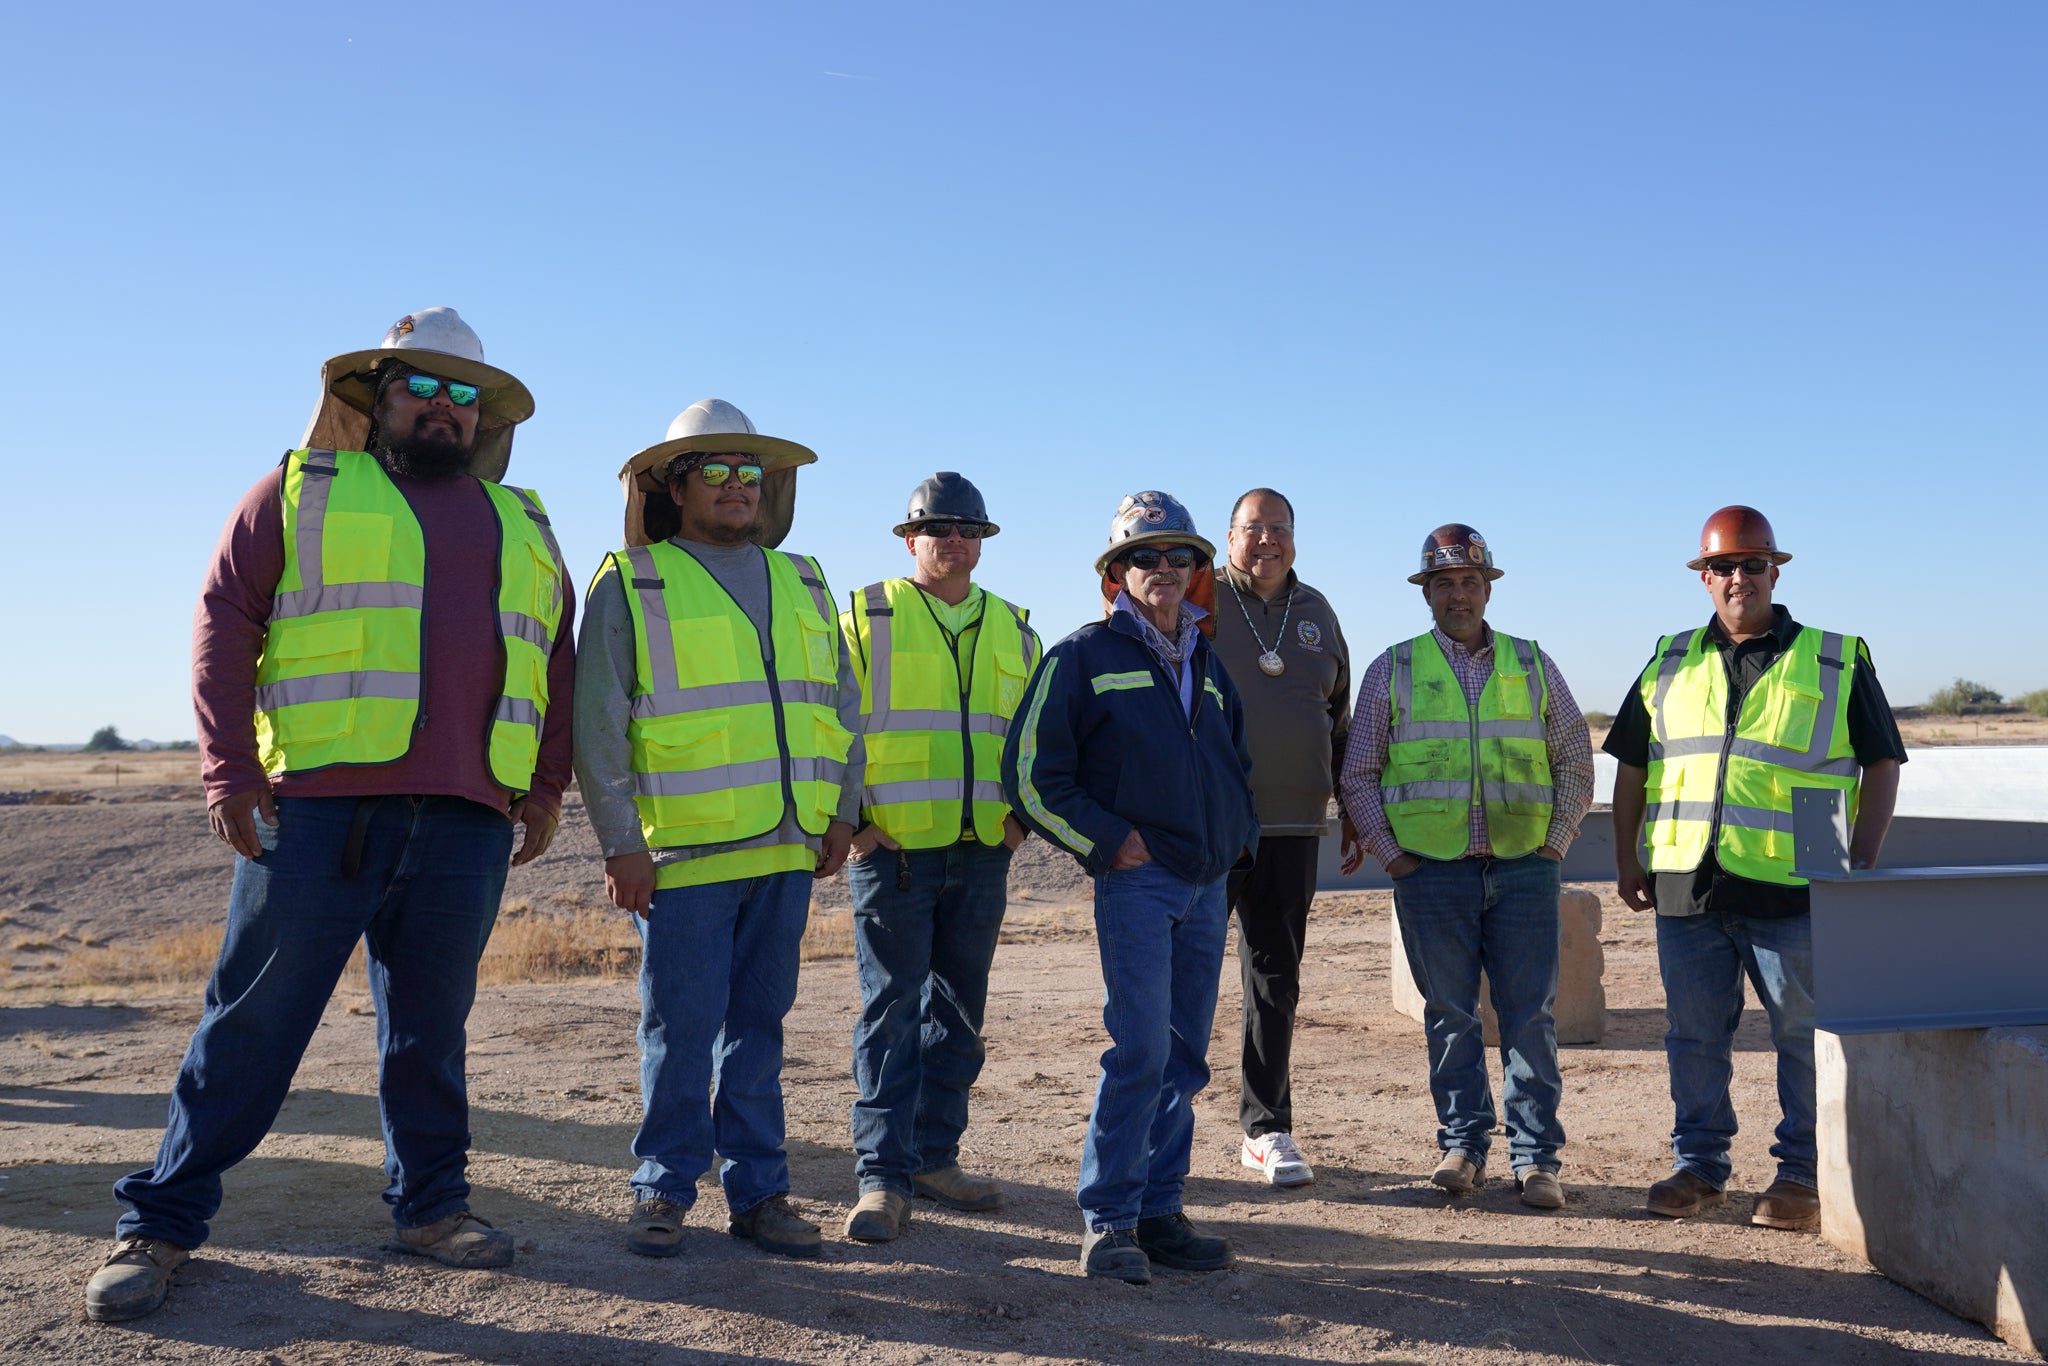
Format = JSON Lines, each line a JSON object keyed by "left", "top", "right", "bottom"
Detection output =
{"left": 0, "top": 755, "right": 2036, "bottom": 1365}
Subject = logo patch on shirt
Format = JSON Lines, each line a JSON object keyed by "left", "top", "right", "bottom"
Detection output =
{"left": 1297, "top": 619, "right": 1323, "bottom": 651}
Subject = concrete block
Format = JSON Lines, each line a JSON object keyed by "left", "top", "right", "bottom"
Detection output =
{"left": 1818, "top": 1026, "right": 2048, "bottom": 1358}
{"left": 1388, "top": 887, "right": 1606, "bottom": 1045}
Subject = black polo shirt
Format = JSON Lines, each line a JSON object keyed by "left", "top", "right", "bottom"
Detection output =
{"left": 1603, "top": 605, "right": 1907, "bottom": 918}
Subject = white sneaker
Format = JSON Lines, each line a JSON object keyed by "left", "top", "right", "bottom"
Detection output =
{"left": 1240, "top": 1132, "right": 1315, "bottom": 1186}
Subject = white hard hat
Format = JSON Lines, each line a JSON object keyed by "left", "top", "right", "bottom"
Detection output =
{"left": 616, "top": 399, "right": 815, "bottom": 550}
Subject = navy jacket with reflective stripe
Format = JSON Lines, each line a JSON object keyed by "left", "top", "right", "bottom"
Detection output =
{"left": 1001, "top": 612, "right": 1259, "bottom": 884}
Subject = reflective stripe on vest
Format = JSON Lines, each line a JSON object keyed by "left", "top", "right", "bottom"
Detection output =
{"left": 253, "top": 449, "right": 563, "bottom": 793}
{"left": 1378, "top": 631, "right": 1554, "bottom": 860}
{"left": 1641, "top": 625, "right": 1861, "bottom": 886}
{"left": 847, "top": 579, "right": 1038, "bottom": 848}
{"left": 619, "top": 541, "right": 854, "bottom": 849}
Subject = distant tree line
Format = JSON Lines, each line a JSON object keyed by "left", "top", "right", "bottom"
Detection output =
{"left": 1923, "top": 680, "right": 2048, "bottom": 718}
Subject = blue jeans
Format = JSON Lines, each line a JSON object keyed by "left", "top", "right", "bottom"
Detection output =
{"left": 1390, "top": 853, "right": 1566, "bottom": 1175}
{"left": 1656, "top": 909, "right": 1817, "bottom": 1190}
{"left": 631, "top": 870, "right": 811, "bottom": 1214}
{"left": 847, "top": 840, "right": 1011, "bottom": 1195}
{"left": 114, "top": 795, "right": 513, "bottom": 1247}
{"left": 1076, "top": 860, "right": 1230, "bottom": 1232}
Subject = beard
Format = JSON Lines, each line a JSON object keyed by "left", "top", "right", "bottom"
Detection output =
{"left": 372, "top": 415, "right": 473, "bottom": 480}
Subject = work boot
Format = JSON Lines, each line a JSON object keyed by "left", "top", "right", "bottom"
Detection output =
{"left": 727, "top": 1194, "right": 821, "bottom": 1258}
{"left": 1646, "top": 1170, "right": 1727, "bottom": 1219}
{"left": 392, "top": 1211, "right": 515, "bottom": 1268}
{"left": 1133, "top": 1212, "right": 1233, "bottom": 1272}
{"left": 1080, "top": 1225, "right": 1151, "bottom": 1284}
{"left": 1430, "top": 1151, "right": 1485, "bottom": 1194}
{"left": 1751, "top": 1179, "right": 1820, "bottom": 1232}
{"left": 1516, "top": 1169, "right": 1565, "bottom": 1210}
{"left": 844, "top": 1190, "right": 912, "bottom": 1242}
{"left": 625, "top": 1197, "right": 688, "bottom": 1258}
{"left": 911, "top": 1165, "right": 1004, "bottom": 1212}
{"left": 84, "top": 1236, "right": 189, "bottom": 1323}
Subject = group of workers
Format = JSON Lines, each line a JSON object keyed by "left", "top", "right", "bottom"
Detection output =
{"left": 83, "top": 308, "right": 1905, "bottom": 1317}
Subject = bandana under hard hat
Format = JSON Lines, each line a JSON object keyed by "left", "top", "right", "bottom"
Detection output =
{"left": 300, "top": 307, "right": 534, "bottom": 483}
{"left": 616, "top": 399, "right": 817, "bottom": 550}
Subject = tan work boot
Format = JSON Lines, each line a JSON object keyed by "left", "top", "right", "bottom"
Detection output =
{"left": 1751, "top": 1178, "right": 1820, "bottom": 1231}
{"left": 392, "top": 1211, "right": 515, "bottom": 1268}
{"left": 625, "top": 1197, "right": 688, "bottom": 1258}
{"left": 1646, "top": 1170, "right": 1726, "bottom": 1219}
{"left": 84, "top": 1236, "right": 189, "bottom": 1323}
{"left": 844, "top": 1189, "right": 912, "bottom": 1242}
{"left": 727, "top": 1194, "right": 821, "bottom": 1258}
{"left": 1430, "top": 1152, "right": 1485, "bottom": 1194}
{"left": 911, "top": 1165, "right": 1004, "bottom": 1212}
{"left": 1516, "top": 1169, "right": 1565, "bottom": 1210}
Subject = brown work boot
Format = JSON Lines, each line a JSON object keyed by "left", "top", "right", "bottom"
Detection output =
{"left": 392, "top": 1210, "right": 515, "bottom": 1268}
{"left": 84, "top": 1236, "right": 189, "bottom": 1323}
{"left": 625, "top": 1197, "right": 688, "bottom": 1258}
{"left": 911, "top": 1165, "right": 1004, "bottom": 1212}
{"left": 1646, "top": 1170, "right": 1726, "bottom": 1219}
{"left": 1430, "top": 1152, "right": 1485, "bottom": 1195}
{"left": 1751, "top": 1179, "right": 1820, "bottom": 1231}
{"left": 844, "top": 1189, "right": 912, "bottom": 1242}
{"left": 727, "top": 1194, "right": 821, "bottom": 1258}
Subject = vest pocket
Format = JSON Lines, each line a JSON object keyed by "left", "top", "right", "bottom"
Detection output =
{"left": 323, "top": 512, "right": 394, "bottom": 582}
{"left": 799, "top": 614, "right": 838, "bottom": 681}
{"left": 261, "top": 617, "right": 366, "bottom": 743}
{"left": 1750, "top": 673, "right": 1822, "bottom": 749}
{"left": 641, "top": 720, "right": 738, "bottom": 827}
{"left": 992, "top": 653, "right": 1029, "bottom": 714}
{"left": 526, "top": 543, "right": 562, "bottom": 619}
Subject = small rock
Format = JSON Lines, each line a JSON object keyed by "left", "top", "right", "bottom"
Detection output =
{"left": 519, "top": 1238, "right": 539, "bottom": 1253}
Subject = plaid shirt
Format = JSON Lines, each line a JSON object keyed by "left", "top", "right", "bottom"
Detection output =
{"left": 1339, "top": 624, "right": 1594, "bottom": 869}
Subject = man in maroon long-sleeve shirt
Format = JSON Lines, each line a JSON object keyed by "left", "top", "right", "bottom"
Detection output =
{"left": 87, "top": 309, "right": 575, "bottom": 1324}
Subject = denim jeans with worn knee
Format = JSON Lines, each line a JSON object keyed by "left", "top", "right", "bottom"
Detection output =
{"left": 1076, "top": 860, "right": 1230, "bottom": 1232}
{"left": 114, "top": 795, "right": 513, "bottom": 1248}
{"left": 630, "top": 870, "right": 812, "bottom": 1215}
{"left": 847, "top": 840, "right": 1011, "bottom": 1196}
{"left": 1391, "top": 852, "right": 1565, "bottom": 1176}
{"left": 1656, "top": 908, "right": 1817, "bottom": 1190}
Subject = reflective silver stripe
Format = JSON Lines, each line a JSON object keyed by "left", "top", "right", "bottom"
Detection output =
{"left": 1389, "top": 720, "right": 1471, "bottom": 742}
{"left": 864, "top": 778, "right": 1007, "bottom": 807}
{"left": 1480, "top": 781, "right": 1553, "bottom": 805}
{"left": 1382, "top": 779, "right": 1472, "bottom": 804}
{"left": 1650, "top": 735, "right": 1723, "bottom": 760}
{"left": 1645, "top": 800, "right": 1716, "bottom": 825}
{"left": 660, "top": 827, "right": 799, "bottom": 862}
{"left": 1804, "top": 631, "right": 1848, "bottom": 767}
{"left": 1725, "top": 738, "right": 1859, "bottom": 776}
{"left": 506, "top": 485, "right": 569, "bottom": 615}
{"left": 862, "top": 582, "right": 893, "bottom": 731}
{"left": 866, "top": 708, "right": 1009, "bottom": 736}
{"left": 630, "top": 677, "right": 837, "bottom": 721}
{"left": 785, "top": 552, "right": 833, "bottom": 622}
{"left": 1510, "top": 635, "right": 1545, "bottom": 724}
{"left": 1392, "top": 640, "right": 1414, "bottom": 724}
{"left": 636, "top": 756, "right": 846, "bottom": 799}
{"left": 271, "top": 580, "right": 424, "bottom": 621}
{"left": 1003, "top": 599, "right": 1039, "bottom": 661}
{"left": 1720, "top": 803, "right": 1795, "bottom": 835}
{"left": 255, "top": 669, "right": 420, "bottom": 711}
{"left": 779, "top": 679, "right": 840, "bottom": 709}
{"left": 625, "top": 547, "right": 679, "bottom": 698}
{"left": 1477, "top": 719, "right": 1546, "bottom": 741}
{"left": 287, "top": 449, "right": 339, "bottom": 606}
{"left": 1648, "top": 629, "right": 1696, "bottom": 745}
{"left": 499, "top": 610, "right": 552, "bottom": 650}
{"left": 495, "top": 695, "right": 540, "bottom": 728}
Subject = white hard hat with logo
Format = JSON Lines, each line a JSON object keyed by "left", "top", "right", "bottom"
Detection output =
{"left": 617, "top": 399, "right": 817, "bottom": 549}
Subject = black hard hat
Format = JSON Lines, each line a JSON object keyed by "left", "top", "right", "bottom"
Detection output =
{"left": 893, "top": 472, "right": 998, "bottom": 537}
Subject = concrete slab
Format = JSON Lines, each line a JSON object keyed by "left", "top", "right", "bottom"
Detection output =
{"left": 1389, "top": 887, "right": 1606, "bottom": 1045}
{"left": 1818, "top": 1026, "right": 2048, "bottom": 1358}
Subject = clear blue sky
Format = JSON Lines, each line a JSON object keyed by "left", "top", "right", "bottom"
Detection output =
{"left": 2, "top": 3, "right": 2042, "bottom": 743}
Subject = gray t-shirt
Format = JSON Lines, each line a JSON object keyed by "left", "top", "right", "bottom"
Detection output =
{"left": 573, "top": 536, "right": 866, "bottom": 864}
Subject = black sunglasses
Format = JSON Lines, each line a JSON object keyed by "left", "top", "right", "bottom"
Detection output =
{"left": 1123, "top": 545, "right": 1205, "bottom": 571}
{"left": 1707, "top": 557, "right": 1773, "bottom": 577}
{"left": 914, "top": 521, "right": 988, "bottom": 540}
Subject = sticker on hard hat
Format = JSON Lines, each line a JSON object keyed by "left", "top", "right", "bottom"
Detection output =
{"left": 1468, "top": 532, "right": 1486, "bottom": 547}
{"left": 1142, "top": 506, "right": 1167, "bottom": 524}
{"left": 394, "top": 316, "right": 416, "bottom": 336}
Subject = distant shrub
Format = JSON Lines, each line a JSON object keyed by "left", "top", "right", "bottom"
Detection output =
{"left": 82, "top": 725, "right": 131, "bottom": 752}
{"left": 1926, "top": 679, "right": 2003, "bottom": 716}
{"left": 1583, "top": 711, "right": 1614, "bottom": 730}
{"left": 2020, "top": 689, "right": 2048, "bottom": 718}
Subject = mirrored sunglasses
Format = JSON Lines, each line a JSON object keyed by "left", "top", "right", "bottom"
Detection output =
{"left": 1707, "top": 557, "right": 1773, "bottom": 577}
{"left": 405, "top": 374, "right": 479, "bottom": 406}
{"left": 696, "top": 462, "right": 764, "bottom": 487}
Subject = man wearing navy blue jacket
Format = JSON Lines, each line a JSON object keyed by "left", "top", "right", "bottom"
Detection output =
{"left": 1001, "top": 491, "right": 1259, "bottom": 1284}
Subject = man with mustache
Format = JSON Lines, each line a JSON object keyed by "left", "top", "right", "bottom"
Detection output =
{"left": 1605, "top": 506, "right": 1902, "bottom": 1232}
{"left": 1002, "top": 491, "right": 1258, "bottom": 1283}
{"left": 1338, "top": 524, "right": 1593, "bottom": 1211}
{"left": 89, "top": 309, "right": 573, "bottom": 1322}
{"left": 836, "top": 473, "right": 1039, "bottom": 1242}
{"left": 576, "top": 400, "right": 861, "bottom": 1260}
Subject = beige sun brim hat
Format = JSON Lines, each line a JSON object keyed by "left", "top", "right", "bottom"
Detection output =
{"left": 301, "top": 307, "right": 534, "bottom": 483}
{"left": 618, "top": 398, "right": 818, "bottom": 549}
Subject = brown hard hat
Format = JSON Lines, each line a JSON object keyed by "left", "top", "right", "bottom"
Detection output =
{"left": 1687, "top": 505, "right": 1793, "bottom": 570}
{"left": 1408, "top": 523, "right": 1503, "bottom": 585}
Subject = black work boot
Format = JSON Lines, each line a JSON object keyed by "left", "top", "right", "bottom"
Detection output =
{"left": 1133, "top": 1212, "right": 1233, "bottom": 1271}
{"left": 1080, "top": 1226, "right": 1151, "bottom": 1283}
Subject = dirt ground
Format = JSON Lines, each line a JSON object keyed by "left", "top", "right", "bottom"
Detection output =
{"left": 1, "top": 785, "right": 2033, "bottom": 1364}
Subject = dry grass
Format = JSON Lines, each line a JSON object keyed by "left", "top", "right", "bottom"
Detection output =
{"left": 801, "top": 908, "right": 853, "bottom": 961}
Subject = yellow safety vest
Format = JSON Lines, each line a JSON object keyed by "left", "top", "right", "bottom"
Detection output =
{"left": 254, "top": 448, "right": 565, "bottom": 794}
{"left": 841, "top": 580, "right": 1038, "bottom": 848}
{"left": 615, "top": 540, "right": 853, "bottom": 853}
{"left": 1639, "top": 624, "right": 1862, "bottom": 887}
{"left": 1379, "top": 631, "right": 1553, "bottom": 860}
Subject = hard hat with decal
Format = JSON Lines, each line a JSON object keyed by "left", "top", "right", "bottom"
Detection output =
{"left": 616, "top": 399, "right": 816, "bottom": 549}
{"left": 1408, "top": 523, "right": 1503, "bottom": 585}
{"left": 894, "top": 472, "right": 998, "bottom": 537}
{"left": 1093, "top": 491, "right": 1217, "bottom": 576}
{"left": 1687, "top": 505, "right": 1792, "bottom": 570}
